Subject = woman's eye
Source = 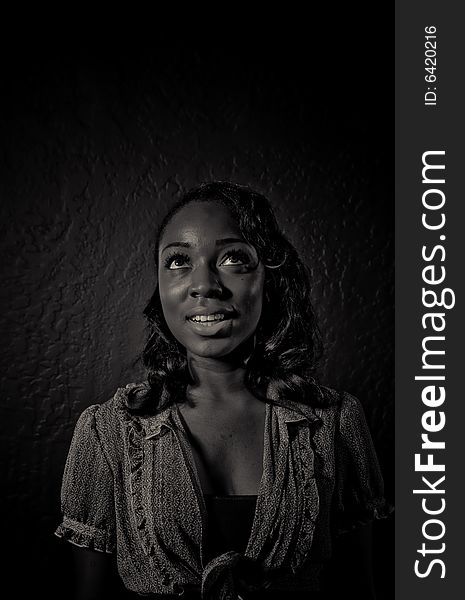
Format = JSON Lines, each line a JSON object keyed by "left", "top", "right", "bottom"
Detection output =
{"left": 164, "top": 254, "right": 190, "bottom": 270}
{"left": 219, "top": 250, "right": 251, "bottom": 267}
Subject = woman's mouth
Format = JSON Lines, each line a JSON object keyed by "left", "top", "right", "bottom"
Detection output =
{"left": 185, "top": 310, "right": 236, "bottom": 336}
{"left": 188, "top": 312, "right": 228, "bottom": 326}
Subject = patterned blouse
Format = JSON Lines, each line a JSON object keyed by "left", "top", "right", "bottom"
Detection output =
{"left": 55, "top": 381, "right": 390, "bottom": 599}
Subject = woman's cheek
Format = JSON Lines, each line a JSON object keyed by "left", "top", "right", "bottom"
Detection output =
{"left": 240, "top": 284, "right": 264, "bottom": 324}
{"left": 245, "top": 270, "right": 265, "bottom": 302}
{"left": 164, "top": 277, "right": 189, "bottom": 302}
{"left": 159, "top": 280, "right": 185, "bottom": 326}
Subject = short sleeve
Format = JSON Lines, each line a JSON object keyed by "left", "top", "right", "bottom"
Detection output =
{"left": 333, "top": 393, "right": 392, "bottom": 534}
{"left": 54, "top": 405, "right": 116, "bottom": 553}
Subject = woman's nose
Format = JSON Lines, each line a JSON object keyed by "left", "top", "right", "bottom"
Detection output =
{"left": 189, "top": 264, "right": 223, "bottom": 298}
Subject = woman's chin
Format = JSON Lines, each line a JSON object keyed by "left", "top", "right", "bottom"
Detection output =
{"left": 185, "top": 335, "right": 256, "bottom": 364}
{"left": 186, "top": 339, "right": 239, "bottom": 361}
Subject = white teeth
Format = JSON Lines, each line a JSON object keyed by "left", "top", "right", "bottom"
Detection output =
{"left": 189, "top": 313, "right": 226, "bottom": 324}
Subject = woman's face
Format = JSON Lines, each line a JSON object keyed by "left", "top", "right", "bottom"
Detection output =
{"left": 158, "top": 201, "right": 265, "bottom": 360}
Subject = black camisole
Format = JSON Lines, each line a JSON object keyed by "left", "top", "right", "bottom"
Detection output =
{"left": 149, "top": 496, "right": 324, "bottom": 599}
{"left": 201, "top": 494, "right": 321, "bottom": 599}
{"left": 203, "top": 494, "right": 257, "bottom": 561}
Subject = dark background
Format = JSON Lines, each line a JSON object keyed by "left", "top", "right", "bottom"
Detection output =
{"left": 1, "top": 18, "right": 393, "bottom": 599}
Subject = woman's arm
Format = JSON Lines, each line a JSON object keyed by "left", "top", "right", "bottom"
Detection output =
{"left": 71, "top": 546, "right": 127, "bottom": 600}
{"left": 327, "top": 522, "right": 376, "bottom": 599}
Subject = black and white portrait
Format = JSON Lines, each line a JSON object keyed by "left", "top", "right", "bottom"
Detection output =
{"left": 1, "top": 16, "right": 394, "bottom": 600}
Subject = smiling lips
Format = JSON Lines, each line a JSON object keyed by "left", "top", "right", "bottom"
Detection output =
{"left": 186, "top": 309, "right": 236, "bottom": 332}
{"left": 188, "top": 312, "right": 228, "bottom": 326}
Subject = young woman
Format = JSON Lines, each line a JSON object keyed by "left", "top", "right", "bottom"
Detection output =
{"left": 55, "top": 182, "right": 391, "bottom": 599}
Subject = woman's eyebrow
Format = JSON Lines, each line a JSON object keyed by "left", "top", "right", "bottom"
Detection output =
{"left": 161, "top": 241, "right": 191, "bottom": 252}
{"left": 161, "top": 237, "right": 247, "bottom": 253}
{"left": 215, "top": 237, "right": 246, "bottom": 246}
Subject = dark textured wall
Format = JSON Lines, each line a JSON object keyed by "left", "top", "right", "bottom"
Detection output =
{"left": 1, "top": 27, "right": 393, "bottom": 599}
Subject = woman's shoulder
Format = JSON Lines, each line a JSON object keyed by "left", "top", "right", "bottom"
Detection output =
{"left": 73, "top": 381, "right": 151, "bottom": 442}
{"left": 318, "top": 386, "right": 365, "bottom": 413}
{"left": 268, "top": 382, "right": 367, "bottom": 433}
{"left": 312, "top": 386, "right": 375, "bottom": 445}
{"left": 296, "top": 383, "right": 363, "bottom": 413}
{"left": 291, "top": 384, "right": 370, "bottom": 428}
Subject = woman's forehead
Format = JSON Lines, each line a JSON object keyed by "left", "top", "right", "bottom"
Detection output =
{"left": 159, "top": 201, "right": 244, "bottom": 249}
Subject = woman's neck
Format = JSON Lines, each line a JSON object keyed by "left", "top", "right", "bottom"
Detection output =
{"left": 185, "top": 354, "right": 250, "bottom": 407}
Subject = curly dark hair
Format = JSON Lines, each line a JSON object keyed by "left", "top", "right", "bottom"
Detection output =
{"left": 130, "top": 181, "right": 322, "bottom": 412}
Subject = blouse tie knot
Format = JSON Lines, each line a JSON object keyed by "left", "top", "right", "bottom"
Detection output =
{"left": 201, "top": 551, "right": 271, "bottom": 600}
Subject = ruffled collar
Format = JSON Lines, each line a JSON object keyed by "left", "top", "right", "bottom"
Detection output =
{"left": 115, "top": 379, "right": 323, "bottom": 437}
